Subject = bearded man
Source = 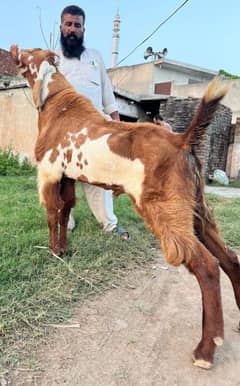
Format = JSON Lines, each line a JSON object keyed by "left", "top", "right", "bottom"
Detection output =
{"left": 57, "top": 5, "right": 130, "bottom": 240}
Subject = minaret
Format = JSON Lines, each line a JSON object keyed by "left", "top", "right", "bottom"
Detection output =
{"left": 111, "top": 10, "right": 120, "bottom": 67}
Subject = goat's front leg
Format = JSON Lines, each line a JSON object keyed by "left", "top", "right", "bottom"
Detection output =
{"left": 59, "top": 178, "right": 76, "bottom": 254}
{"left": 47, "top": 208, "right": 61, "bottom": 255}
{"left": 186, "top": 243, "right": 224, "bottom": 369}
{"left": 42, "top": 181, "right": 64, "bottom": 255}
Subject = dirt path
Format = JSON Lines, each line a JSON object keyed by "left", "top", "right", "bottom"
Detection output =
{"left": 9, "top": 251, "right": 240, "bottom": 386}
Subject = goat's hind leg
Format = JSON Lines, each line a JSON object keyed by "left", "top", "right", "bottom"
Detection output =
{"left": 59, "top": 177, "right": 76, "bottom": 254}
{"left": 195, "top": 213, "right": 240, "bottom": 310}
{"left": 140, "top": 200, "right": 223, "bottom": 369}
{"left": 186, "top": 243, "right": 224, "bottom": 369}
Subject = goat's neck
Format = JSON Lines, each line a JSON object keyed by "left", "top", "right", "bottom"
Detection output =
{"left": 43, "top": 72, "right": 72, "bottom": 103}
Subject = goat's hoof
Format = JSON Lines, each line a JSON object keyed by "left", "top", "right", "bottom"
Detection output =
{"left": 60, "top": 247, "right": 67, "bottom": 255}
{"left": 50, "top": 247, "right": 62, "bottom": 256}
{"left": 192, "top": 357, "right": 213, "bottom": 369}
{"left": 192, "top": 353, "right": 213, "bottom": 370}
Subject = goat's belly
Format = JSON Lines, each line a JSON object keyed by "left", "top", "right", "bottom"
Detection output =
{"left": 41, "top": 133, "right": 145, "bottom": 205}
{"left": 65, "top": 152, "right": 145, "bottom": 205}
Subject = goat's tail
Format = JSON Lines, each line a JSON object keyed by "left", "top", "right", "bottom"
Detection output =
{"left": 181, "top": 77, "right": 229, "bottom": 149}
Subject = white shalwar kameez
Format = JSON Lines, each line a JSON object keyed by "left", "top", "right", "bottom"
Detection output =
{"left": 57, "top": 48, "right": 118, "bottom": 231}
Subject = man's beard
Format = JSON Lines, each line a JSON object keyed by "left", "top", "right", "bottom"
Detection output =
{"left": 60, "top": 32, "right": 85, "bottom": 59}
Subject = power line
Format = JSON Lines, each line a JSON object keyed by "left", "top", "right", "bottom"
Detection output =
{"left": 117, "top": 0, "right": 190, "bottom": 66}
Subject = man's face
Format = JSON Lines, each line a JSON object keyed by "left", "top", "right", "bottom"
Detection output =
{"left": 61, "top": 14, "right": 84, "bottom": 40}
{"left": 60, "top": 14, "right": 85, "bottom": 58}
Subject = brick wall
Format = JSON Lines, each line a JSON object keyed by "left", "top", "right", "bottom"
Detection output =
{"left": 0, "top": 49, "right": 18, "bottom": 76}
{"left": 159, "top": 97, "right": 232, "bottom": 178}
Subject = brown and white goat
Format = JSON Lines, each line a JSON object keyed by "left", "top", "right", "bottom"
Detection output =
{"left": 10, "top": 46, "right": 240, "bottom": 369}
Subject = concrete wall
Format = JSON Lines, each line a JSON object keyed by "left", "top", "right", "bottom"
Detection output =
{"left": 0, "top": 87, "right": 38, "bottom": 162}
{"left": 227, "top": 118, "right": 240, "bottom": 178}
{"left": 153, "top": 66, "right": 200, "bottom": 86}
{"left": 109, "top": 61, "right": 216, "bottom": 97}
{"left": 108, "top": 62, "right": 153, "bottom": 95}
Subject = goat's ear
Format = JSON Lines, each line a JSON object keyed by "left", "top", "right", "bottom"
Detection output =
{"left": 49, "top": 54, "right": 59, "bottom": 66}
{"left": 32, "top": 60, "right": 56, "bottom": 111}
{"left": 32, "top": 79, "right": 43, "bottom": 111}
{"left": 46, "top": 52, "right": 59, "bottom": 67}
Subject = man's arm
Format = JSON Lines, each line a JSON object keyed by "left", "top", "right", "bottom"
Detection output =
{"left": 95, "top": 50, "right": 120, "bottom": 119}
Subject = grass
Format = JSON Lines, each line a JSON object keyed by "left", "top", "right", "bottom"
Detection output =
{"left": 1, "top": 175, "right": 240, "bottom": 373}
{"left": 207, "top": 180, "right": 240, "bottom": 188}
{"left": 0, "top": 175, "right": 157, "bottom": 373}
{"left": 206, "top": 193, "right": 240, "bottom": 249}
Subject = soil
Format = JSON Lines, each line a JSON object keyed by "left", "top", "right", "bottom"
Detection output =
{"left": 6, "top": 252, "right": 240, "bottom": 386}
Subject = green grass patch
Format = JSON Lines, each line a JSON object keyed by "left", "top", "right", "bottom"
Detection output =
{"left": 1, "top": 177, "right": 240, "bottom": 373}
{"left": 207, "top": 193, "right": 240, "bottom": 249}
{"left": 0, "top": 176, "right": 157, "bottom": 372}
{"left": 207, "top": 180, "right": 240, "bottom": 188}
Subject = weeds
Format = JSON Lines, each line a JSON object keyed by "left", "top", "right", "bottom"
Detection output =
{"left": 0, "top": 148, "right": 35, "bottom": 176}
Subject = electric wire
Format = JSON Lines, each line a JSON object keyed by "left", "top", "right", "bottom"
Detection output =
{"left": 116, "top": 0, "right": 190, "bottom": 66}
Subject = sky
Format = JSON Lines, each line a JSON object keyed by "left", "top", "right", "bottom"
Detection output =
{"left": 1, "top": 0, "right": 240, "bottom": 75}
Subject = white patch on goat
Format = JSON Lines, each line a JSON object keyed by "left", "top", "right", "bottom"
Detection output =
{"left": 40, "top": 132, "right": 145, "bottom": 206}
{"left": 18, "top": 66, "right": 28, "bottom": 75}
{"left": 29, "top": 62, "right": 38, "bottom": 75}
{"left": 79, "top": 127, "right": 87, "bottom": 135}
{"left": 37, "top": 165, "right": 63, "bottom": 206}
{"left": 36, "top": 60, "right": 56, "bottom": 105}
{"left": 28, "top": 55, "right": 34, "bottom": 61}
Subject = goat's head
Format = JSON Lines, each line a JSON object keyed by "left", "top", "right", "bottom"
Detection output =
{"left": 10, "top": 46, "right": 59, "bottom": 110}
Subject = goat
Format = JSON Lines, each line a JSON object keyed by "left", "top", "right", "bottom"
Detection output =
{"left": 10, "top": 46, "right": 240, "bottom": 369}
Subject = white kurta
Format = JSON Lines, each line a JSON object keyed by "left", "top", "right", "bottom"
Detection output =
{"left": 57, "top": 48, "right": 118, "bottom": 115}
{"left": 57, "top": 48, "right": 118, "bottom": 231}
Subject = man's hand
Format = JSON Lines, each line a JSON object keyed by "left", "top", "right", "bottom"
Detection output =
{"left": 10, "top": 44, "right": 19, "bottom": 62}
{"left": 110, "top": 111, "right": 120, "bottom": 121}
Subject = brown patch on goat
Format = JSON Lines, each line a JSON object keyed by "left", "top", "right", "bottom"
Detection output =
{"left": 64, "top": 149, "right": 72, "bottom": 163}
{"left": 61, "top": 135, "right": 71, "bottom": 149}
{"left": 49, "top": 148, "right": 59, "bottom": 163}
{"left": 75, "top": 133, "right": 87, "bottom": 148}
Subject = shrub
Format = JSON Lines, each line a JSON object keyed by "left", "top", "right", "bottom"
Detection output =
{"left": 0, "top": 148, "right": 35, "bottom": 176}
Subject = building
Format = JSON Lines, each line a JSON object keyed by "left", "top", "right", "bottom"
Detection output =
{"left": 108, "top": 57, "right": 240, "bottom": 123}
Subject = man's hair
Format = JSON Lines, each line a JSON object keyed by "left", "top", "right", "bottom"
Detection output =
{"left": 61, "top": 5, "right": 85, "bottom": 24}
{"left": 153, "top": 113, "right": 163, "bottom": 121}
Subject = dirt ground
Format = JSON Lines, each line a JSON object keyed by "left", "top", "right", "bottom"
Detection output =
{"left": 7, "top": 250, "right": 240, "bottom": 386}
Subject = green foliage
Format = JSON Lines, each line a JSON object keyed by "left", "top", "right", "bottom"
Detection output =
{"left": 218, "top": 69, "right": 240, "bottom": 79}
{"left": 0, "top": 148, "right": 35, "bottom": 176}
